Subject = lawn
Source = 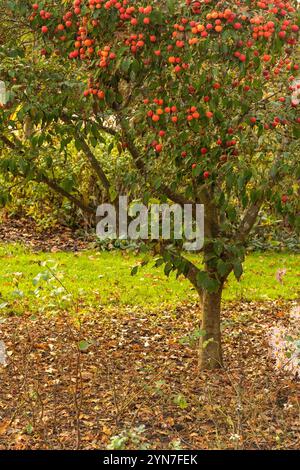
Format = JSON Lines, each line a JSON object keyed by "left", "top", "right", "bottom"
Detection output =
{"left": 0, "top": 243, "right": 299, "bottom": 314}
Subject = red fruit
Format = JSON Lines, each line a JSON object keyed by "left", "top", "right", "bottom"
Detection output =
{"left": 32, "top": 3, "right": 39, "bottom": 10}
{"left": 262, "top": 54, "right": 271, "bottom": 62}
{"left": 152, "top": 114, "right": 160, "bottom": 122}
{"left": 41, "top": 26, "right": 48, "bottom": 33}
{"left": 155, "top": 144, "right": 163, "bottom": 153}
{"left": 281, "top": 195, "right": 289, "bottom": 203}
{"left": 201, "top": 148, "right": 208, "bottom": 155}
{"left": 203, "top": 171, "right": 210, "bottom": 179}
{"left": 192, "top": 163, "right": 197, "bottom": 169}
{"left": 97, "top": 90, "right": 105, "bottom": 99}
{"left": 206, "top": 111, "right": 213, "bottom": 119}
{"left": 250, "top": 117, "right": 257, "bottom": 124}
{"left": 159, "top": 130, "right": 166, "bottom": 137}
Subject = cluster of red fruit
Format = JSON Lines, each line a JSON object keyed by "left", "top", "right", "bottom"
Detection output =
{"left": 125, "top": 34, "right": 151, "bottom": 53}
{"left": 73, "top": 0, "right": 152, "bottom": 19}
{"left": 30, "top": 0, "right": 298, "bottom": 188}
{"left": 31, "top": 0, "right": 299, "bottom": 84}
{"left": 30, "top": 3, "right": 52, "bottom": 30}
{"left": 144, "top": 99, "right": 216, "bottom": 126}
{"left": 145, "top": 100, "right": 179, "bottom": 124}
{"left": 187, "top": 8, "right": 247, "bottom": 38}
{"left": 250, "top": 15, "right": 298, "bottom": 42}
{"left": 254, "top": 0, "right": 297, "bottom": 15}
{"left": 168, "top": 56, "right": 189, "bottom": 74}
{"left": 83, "top": 79, "right": 105, "bottom": 99}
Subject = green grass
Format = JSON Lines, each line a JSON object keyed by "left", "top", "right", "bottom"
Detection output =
{"left": 0, "top": 243, "right": 299, "bottom": 314}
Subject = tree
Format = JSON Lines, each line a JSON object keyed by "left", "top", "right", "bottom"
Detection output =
{"left": 1, "top": 0, "right": 299, "bottom": 369}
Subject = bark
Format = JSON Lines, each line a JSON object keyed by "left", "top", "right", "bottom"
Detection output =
{"left": 199, "top": 286, "right": 223, "bottom": 370}
{"left": 74, "top": 132, "right": 111, "bottom": 193}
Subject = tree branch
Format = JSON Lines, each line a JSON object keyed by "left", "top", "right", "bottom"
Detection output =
{"left": 74, "top": 132, "right": 111, "bottom": 192}
{"left": 118, "top": 118, "right": 194, "bottom": 206}
{"left": 0, "top": 134, "right": 95, "bottom": 216}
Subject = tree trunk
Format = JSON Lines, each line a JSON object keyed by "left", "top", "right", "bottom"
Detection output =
{"left": 199, "top": 286, "right": 223, "bottom": 370}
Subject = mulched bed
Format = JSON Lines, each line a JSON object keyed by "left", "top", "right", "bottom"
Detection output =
{"left": 0, "top": 300, "right": 299, "bottom": 450}
{"left": 0, "top": 216, "right": 94, "bottom": 252}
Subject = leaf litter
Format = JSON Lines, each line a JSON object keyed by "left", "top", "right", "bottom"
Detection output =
{"left": 0, "top": 299, "right": 299, "bottom": 450}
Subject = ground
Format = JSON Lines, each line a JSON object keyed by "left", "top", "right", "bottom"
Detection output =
{"left": 0, "top": 300, "right": 299, "bottom": 450}
{"left": 0, "top": 220, "right": 299, "bottom": 450}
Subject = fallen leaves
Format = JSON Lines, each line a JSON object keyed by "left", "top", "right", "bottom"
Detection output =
{"left": 0, "top": 217, "right": 93, "bottom": 252}
{"left": 0, "top": 420, "right": 10, "bottom": 436}
{"left": 0, "top": 299, "right": 299, "bottom": 450}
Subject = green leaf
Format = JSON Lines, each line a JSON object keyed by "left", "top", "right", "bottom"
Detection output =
{"left": 164, "top": 262, "right": 173, "bottom": 277}
{"left": 167, "top": 0, "right": 176, "bottom": 13}
{"left": 155, "top": 258, "right": 164, "bottom": 267}
{"left": 233, "top": 262, "right": 243, "bottom": 281}
{"left": 173, "top": 393, "right": 188, "bottom": 410}
{"left": 131, "top": 265, "right": 139, "bottom": 276}
{"left": 78, "top": 340, "right": 92, "bottom": 352}
{"left": 197, "top": 271, "right": 220, "bottom": 293}
{"left": 217, "top": 259, "right": 229, "bottom": 278}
